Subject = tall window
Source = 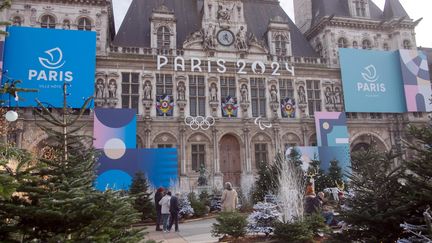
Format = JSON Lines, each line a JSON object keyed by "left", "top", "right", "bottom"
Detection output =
{"left": 158, "top": 144, "right": 173, "bottom": 148}
{"left": 189, "top": 75, "right": 206, "bottom": 116}
{"left": 275, "top": 35, "right": 287, "bottom": 56}
{"left": 316, "top": 43, "right": 323, "bottom": 57}
{"left": 307, "top": 80, "right": 321, "bottom": 116}
{"left": 355, "top": 0, "right": 367, "bottom": 17}
{"left": 121, "top": 72, "right": 140, "bottom": 112}
{"left": 40, "top": 15, "right": 56, "bottom": 28}
{"left": 157, "top": 26, "right": 171, "bottom": 49}
{"left": 362, "top": 39, "right": 372, "bottom": 50}
{"left": 250, "top": 78, "right": 266, "bottom": 117}
{"left": 255, "top": 143, "right": 268, "bottom": 166}
{"left": 220, "top": 76, "right": 236, "bottom": 98}
{"left": 156, "top": 74, "right": 173, "bottom": 97}
{"left": 338, "top": 38, "right": 348, "bottom": 48}
{"left": 279, "top": 79, "right": 294, "bottom": 99}
{"left": 78, "top": 17, "right": 92, "bottom": 31}
{"left": 191, "top": 144, "right": 205, "bottom": 171}
{"left": 12, "top": 16, "right": 22, "bottom": 26}
{"left": 403, "top": 40, "right": 411, "bottom": 49}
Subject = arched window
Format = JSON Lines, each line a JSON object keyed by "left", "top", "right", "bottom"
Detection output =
{"left": 383, "top": 43, "right": 389, "bottom": 51}
{"left": 362, "top": 39, "right": 372, "bottom": 50}
{"left": 157, "top": 26, "right": 171, "bottom": 48}
{"left": 12, "top": 16, "right": 22, "bottom": 26}
{"left": 403, "top": 40, "right": 411, "bottom": 50}
{"left": 316, "top": 43, "right": 323, "bottom": 58}
{"left": 353, "top": 41, "right": 358, "bottom": 49}
{"left": 78, "top": 17, "right": 92, "bottom": 31}
{"left": 40, "top": 15, "right": 56, "bottom": 29}
{"left": 338, "top": 37, "right": 348, "bottom": 48}
{"left": 355, "top": 0, "right": 367, "bottom": 17}
{"left": 275, "top": 35, "right": 287, "bottom": 56}
{"left": 62, "top": 19, "right": 71, "bottom": 29}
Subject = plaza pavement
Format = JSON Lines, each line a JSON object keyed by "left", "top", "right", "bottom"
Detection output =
{"left": 141, "top": 218, "right": 219, "bottom": 243}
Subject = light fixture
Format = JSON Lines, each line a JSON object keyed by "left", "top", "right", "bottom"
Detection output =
{"left": 5, "top": 110, "right": 18, "bottom": 122}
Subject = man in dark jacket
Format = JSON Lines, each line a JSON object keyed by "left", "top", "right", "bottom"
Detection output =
{"left": 168, "top": 192, "right": 180, "bottom": 232}
{"left": 154, "top": 187, "right": 164, "bottom": 231}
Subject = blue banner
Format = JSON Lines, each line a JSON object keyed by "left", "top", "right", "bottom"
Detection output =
{"left": 2, "top": 26, "right": 96, "bottom": 108}
{"left": 340, "top": 48, "right": 407, "bottom": 113}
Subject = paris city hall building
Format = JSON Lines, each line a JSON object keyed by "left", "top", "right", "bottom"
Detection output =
{"left": 2, "top": 0, "right": 431, "bottom": 190}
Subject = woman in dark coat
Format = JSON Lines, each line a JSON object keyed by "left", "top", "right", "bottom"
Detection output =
{"left": 154, "top": 187, "right": 164, "bottom": 231}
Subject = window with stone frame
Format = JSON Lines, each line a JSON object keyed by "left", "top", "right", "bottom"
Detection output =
{"left": 121, "top": 72, "right": 140, "bottom": 113}
{"left": 362, "top": 39, "right": 372, "bottom": 50}
{"left": 346, "top": 112, "right": 358, "bottom": 119}
{"left": 275, "top": 34, "right": 288, "bottom": 56}
{"left": 40, "top": 15, "right": 56, "bottom": 28}
{"left": 191, "top": 144, "right": 205, "bottom": 171}
{"left": 370, "top": 113, "right": 383, "bottom": 119}
{"left": 77, "top": 17, "right": 92, "bottom": 31}
{"left": 403, "top": 40, "right": 412, "bottom": 50}
{"left": 353, "top": 41, "right": 358, "bottom": 49}
{"left": 157, "top": 26, "right": 171, "bottom": 49}
{"left": 355, "top": 0, "right": 367, "bottom": 17}
{"left": 220, "top": 76, "right": 236, "bottom": 98}
{"left": 413, "top": 112, "right": 424, "bottom": 118}
{"left": 62, "top": 19, "right": 71, "bottom": 29}
{"left": 158, "top": 144, "right": 173, "bottom": 148}
{"left": 279, "top": 79, "right": 294, "bottom": 99}
{"left": 255, "top": 143, "right": 268, "bottom": 167}
{"left": 156, "top": 74, "right": 173, "bottom": 114}
{"left": 250, "top": 77, "right": 266, "bottom": 117}
{"left": 383, "top": 43, "right": 389, "bottom": 51}
{"left": 12, "top": 16, "right": 22, "bottom": 26}
{"left": 338, "top": 37, "right": 348, "bottom": 48}
{"left": 306, "top": 80, "right": 321, "bottom": 116}
{"left": 189, "top": 75, "right": 206, "bottom": 117}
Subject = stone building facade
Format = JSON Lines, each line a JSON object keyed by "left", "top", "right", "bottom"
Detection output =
{"left": 2, "top": 0, "right": 430, "bottom": 190}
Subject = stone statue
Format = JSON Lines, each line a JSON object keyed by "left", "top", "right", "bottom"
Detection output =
{"left": 240, "top": 84, "right": 248, "bottom": 102}
{"left": 108, "top": 80, "right": 117, "bottom": 98}
{"left": 325, "top": 87, "right": 333, "bottom": 104}
{"left": 203, "top": 24, "right": 216, "bottom": 50}
{"left": 270, "top": 85, "right": 278, "bottom": 103}
{"left": 177, "top": 82, "right": 185, "bottom": 101}
{"left": 143, "top": 81, "right": 152, "bottom": 100}
{"left": 334, "top": 87, "right": 341, "bottom": 104}
{"left": 96, "top": 79, "right": 104, "bottom": 99}
{"left": 298, "top": 86, "right": 306, "bottom": 104}
{"left": 235, "top": 26, "right": 248, "bottom": 50}
{"left": 210, "top": 83, "right": 218, "bottom": 101}
{"left": 217, "top": 4, "right": 232, "bottom": 21}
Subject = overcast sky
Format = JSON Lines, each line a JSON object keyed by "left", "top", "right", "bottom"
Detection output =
{"left": 113, "top": 0, "right": 431, "bottom": 47}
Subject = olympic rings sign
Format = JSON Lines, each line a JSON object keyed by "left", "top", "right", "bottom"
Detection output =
{"left": 184, "top": 116, "right": 215, "bottom": 130}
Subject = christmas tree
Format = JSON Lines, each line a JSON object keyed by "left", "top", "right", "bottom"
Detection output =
{"left": 333, "top": 146, "right": 411, "bottom": 242}
{"left": 0, "top": 85, "right": 143, "bottom": 242}
{"left": 251, "top": 160, "right": 276, "bottom": 204}
{"left": 129, "top": 171, "right": 154, "bottom": 221}
{"left": 247, "top": 202, "right": 280, "bottom": 235}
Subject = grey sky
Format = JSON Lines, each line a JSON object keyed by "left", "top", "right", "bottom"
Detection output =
{"left": 112, "top": 0, "right": 431, "bottom": 47}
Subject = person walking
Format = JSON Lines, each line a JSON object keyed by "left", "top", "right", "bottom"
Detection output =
{"left": 159, "top": 191, "right": 172, "bottom": 232}
{"left": 154, "top": 187, "right": 164, "bottom": 231}
{"left": 221, "top": 182, "right": 238, "bottom": 212}
{"left": 168, "top": 192, "right": 180, "bottom": 232}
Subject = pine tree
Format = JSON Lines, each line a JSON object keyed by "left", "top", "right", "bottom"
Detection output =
{"left": 129, "top": 171, "right": 153, "bottom": 222}
{"left": 327, "top": 159, "right": 344, "bottom": 186}
{"left": 309, "top": 158, "right": 329, "bottom": 193}
{"left": 251, "top": 160, "right": 276, "bottom": 203}
{"left": 333, "top": 147, "right": 411, "bottom": 242}
{"left": 0, "top": 85, "right": 143, "bottom": 242}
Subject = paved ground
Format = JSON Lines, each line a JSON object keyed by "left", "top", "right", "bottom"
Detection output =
{"left": 141, "top": 218, "right": 219, "bottom": 243}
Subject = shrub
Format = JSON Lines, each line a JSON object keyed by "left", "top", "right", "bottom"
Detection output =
{"left": 273, "top": 220, "right": 314, "bottom": 243}
{"left": 211, "top": 212, "right": 247, "bottom": 239}
{"left": 198, "top": 190, "right": 211, "bottom": 207}
{"left": 191, "top": 200, "right": 207, "bottom": 217}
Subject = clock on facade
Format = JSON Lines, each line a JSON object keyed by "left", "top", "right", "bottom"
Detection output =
{"left": 217, "top": 29, "right": 235, "bottom": 46}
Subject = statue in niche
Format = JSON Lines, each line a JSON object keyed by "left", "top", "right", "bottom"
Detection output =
{"left": 334, "top": 87, "right": 342, "bottom": 104}
{"left": 240, "top": 84, "right": 248, "bottom": 102}
{"left": 235, "top": 26, "right": 248, "bottom": 50}
{"left": 96, "top": 79, "right": 104, "bottom": 99}
{"left": 217, "top": 4, "right": 232, "bottom": 21}
{"left": 270, "top": 85, "right": 278, "bottom": 103}
{"left": 210, "top": 83, "right": 218, "bottom": 101}
{"left": 325, "top": 87, "right": 333, "bottom": 105}
{"left": 298, "top": 86, "right": 306, "bottom": 104}
{"left": 108, "top": 80, "right": 117, "bottom": 98}
{"left": 143, "top": 81, "right": 152, "bottom": 100}
{"left": 203, "top": 24, "right": 216, "bottom": 50}
{"left": 177, "top": 82, "right": 186, "bottom": 101}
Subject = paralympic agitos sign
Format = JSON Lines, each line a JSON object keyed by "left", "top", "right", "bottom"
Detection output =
{"left": 156, "top": 55, "right": 295, "bottom": 76}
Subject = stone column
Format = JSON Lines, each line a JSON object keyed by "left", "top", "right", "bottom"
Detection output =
{"left": 243, "top": 127, "right": 251, "bottom": 172}
{"left": 212, "top": 127, "right": 220, "bottom": 173}
{"left": 179, "top": 124, "right": 186, "bottom": 175}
